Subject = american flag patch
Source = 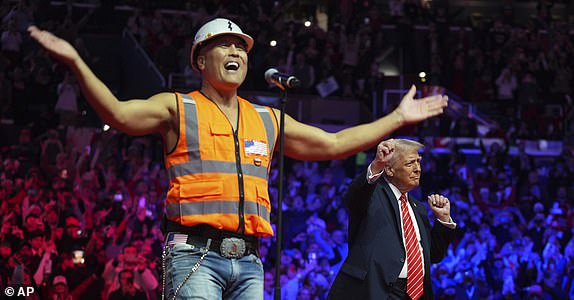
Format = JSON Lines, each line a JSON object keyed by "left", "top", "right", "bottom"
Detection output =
{"left": 167, "top": 233, "right": 188, "bottom": 246}
{"left": 244, "top": 140, "right": 268, "bottom": 156}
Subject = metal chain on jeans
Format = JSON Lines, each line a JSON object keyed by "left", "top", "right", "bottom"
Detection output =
{"left": 161, "top": 239, "right": 211, "bottom": 300}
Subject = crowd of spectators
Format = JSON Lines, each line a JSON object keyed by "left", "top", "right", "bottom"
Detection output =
{"left": 1, "top": 0, "right": 574, "bottom": 299}
{"left": 2, "top": 116, "right": 574, "bottom": 299}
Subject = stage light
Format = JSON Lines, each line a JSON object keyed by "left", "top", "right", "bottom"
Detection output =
{"left": 270, "top": 40, "right": 277, "bottom": 47}
{"left": 103, "top": 124, "right": 110, "bottom": 132}
{"left": 304, "top": 20, "right": 311, "bottom": 27}
{"left": 419, "top": 71, "right": 427, "bottom": 83}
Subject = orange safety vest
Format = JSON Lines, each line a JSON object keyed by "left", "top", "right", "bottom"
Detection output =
{"left": 165, "top": 91, "right": 278, "bottom": 236}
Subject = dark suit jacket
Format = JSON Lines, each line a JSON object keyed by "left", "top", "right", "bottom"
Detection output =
{"left": 328, "top": 171, "right": 456, "bottom": 300}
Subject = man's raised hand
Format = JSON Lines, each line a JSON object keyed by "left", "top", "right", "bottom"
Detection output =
{"left": 428, "top": 194, "right": 451, "bottom": 223}
{"left": 395, "top": 85, "right": 448, "bottom": 125}
{"left": 28, "top": 26, "right": 80, "bottom": 66}
{"left": 371, "top": 139, "right": 395, "bottom": 174}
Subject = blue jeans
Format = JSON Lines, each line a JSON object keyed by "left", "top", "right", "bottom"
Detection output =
{"left": 164, "top": 235, "right": 264, "bottom": 300}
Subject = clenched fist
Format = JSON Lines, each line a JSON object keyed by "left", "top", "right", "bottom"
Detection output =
{"left": 428, "top": 194, "right": 451, "bottom": 223}
{"left": 371, "top": 139, "right": 395, "bottom": 174}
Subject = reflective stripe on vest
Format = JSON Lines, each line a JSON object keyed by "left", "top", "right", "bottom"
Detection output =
{"left": 164, "top": 91, "right": 277, "bottom": 236}
{"left": 166, "top": 200, "right": 271, "bottom": 222}
{"left": 168, "top": 160, "right": 268, "bottom": 181}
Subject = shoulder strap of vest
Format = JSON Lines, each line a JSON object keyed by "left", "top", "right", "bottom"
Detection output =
{"left": 181, "top": 93, "right": 195, "bottom": 104}
{"left": 251, "top": 102, "right": 277, "bottom": 155}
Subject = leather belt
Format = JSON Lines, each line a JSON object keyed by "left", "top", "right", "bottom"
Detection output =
{"left": 167, "top": 225, "right": 259, "bottom": 259}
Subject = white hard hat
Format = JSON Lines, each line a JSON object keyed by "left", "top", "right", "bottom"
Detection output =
{"left": 190, "top": 18, "right": 254, "bottom": 71}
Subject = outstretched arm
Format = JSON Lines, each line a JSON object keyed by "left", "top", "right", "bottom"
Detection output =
{"left": 28, "top": 26, "right": 174, "bottom": 136}
{"left": 280, "top": 85, "right": 447, "bottom": 160}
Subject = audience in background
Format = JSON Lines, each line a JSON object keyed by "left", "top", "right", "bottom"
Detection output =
{"left": 2, "top": 120, "right": 574, "bottom": 299}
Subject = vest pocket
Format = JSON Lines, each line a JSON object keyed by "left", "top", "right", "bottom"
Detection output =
{"left": 180, "top": 179, "right": 223, "bottom": 198}
{"left": 210, "top": 122, "right": 231, "bottom": 135}
{"left": 255, "top": 182, "right": 270, "bottom": 207}
{"left": 210, "top": 122, "right": 234, "bottom": 159}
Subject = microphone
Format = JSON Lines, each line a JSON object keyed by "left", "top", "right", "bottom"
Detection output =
{"left": 264, "top": 68, "right": 300, "bottom": 89}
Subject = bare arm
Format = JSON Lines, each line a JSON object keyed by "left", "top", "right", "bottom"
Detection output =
{"left": 28, "top": 26, "right": 175, "bottom": 136}
{"left": 279, "top": 111, "right": 402, "bottom": 161}
{"left": 278, "top": 85, "right": 447, "bottom": 160}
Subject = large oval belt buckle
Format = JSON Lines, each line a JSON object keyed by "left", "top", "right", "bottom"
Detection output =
{"left": 220, "top": 237, "right": 246, "bottom": 258}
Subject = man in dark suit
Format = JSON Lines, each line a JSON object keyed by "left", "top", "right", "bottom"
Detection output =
{"left": 328, "top": 139, "right": 457, "bottom": 300}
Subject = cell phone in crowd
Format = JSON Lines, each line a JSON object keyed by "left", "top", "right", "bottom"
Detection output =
{"left": 72, "top": 250, "right": 85, "bottom": 264}
{"left": 307, "top": 252, "right": 317, "bottom": 264}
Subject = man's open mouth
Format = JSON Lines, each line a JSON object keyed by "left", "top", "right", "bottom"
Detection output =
{"left": 224, "top": 62, "right": 239, "bottom": 71}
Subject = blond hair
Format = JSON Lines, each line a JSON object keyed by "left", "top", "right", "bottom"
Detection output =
{"left": 388, "top": 139, "right": 424, "bottom": 167}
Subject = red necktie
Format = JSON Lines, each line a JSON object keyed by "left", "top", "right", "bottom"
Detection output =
{"left": 400, "top": 193, "right": 424, "bottom": 300}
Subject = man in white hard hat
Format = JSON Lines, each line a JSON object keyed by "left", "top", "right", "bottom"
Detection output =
{"left": 29, "top": 18, "right": 447, "bottom": 299}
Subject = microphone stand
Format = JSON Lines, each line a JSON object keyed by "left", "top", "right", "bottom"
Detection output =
{"left": 274, "top": 88, "right": 286, "bottom": 300}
